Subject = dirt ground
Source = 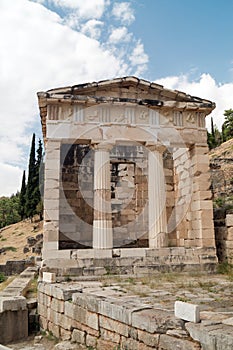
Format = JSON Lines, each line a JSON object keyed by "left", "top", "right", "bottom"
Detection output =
{"left": 0, "top": 219, "right": 43, "bottom": 264}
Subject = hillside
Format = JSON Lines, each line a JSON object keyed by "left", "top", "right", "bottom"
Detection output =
{"left": 0, "top": 219, "right": 43, "bottom": 264}
{"left": 209, "top": 139, "right": 233, "bottom": 201}
{"left": 210, "top": 138, "right": 233, "bottom": 159}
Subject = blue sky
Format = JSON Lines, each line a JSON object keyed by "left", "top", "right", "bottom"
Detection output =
{"left": 132, "top": 0, "right": 233, "bottom": 83}
{"left": 0, "top": 0, "right": 233, "bottom": 196}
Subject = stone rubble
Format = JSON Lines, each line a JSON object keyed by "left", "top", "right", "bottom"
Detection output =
{"left": 35, "top": 272, "right": 233, "bottom": 350}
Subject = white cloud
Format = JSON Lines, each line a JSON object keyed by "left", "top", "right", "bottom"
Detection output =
{"left": 129, "top": 41, "right": 149, "bottom": 66}
{"left": 155, "top": 73, "right": 233, "bottom": 130}
{"left": 49, "top": 0, "right": 110, "bottom": 19}
{"left": 0, "top": 163, "right": 22, "bottom": 197}
{"left": 109, "top": 26, "right": 132, "bottom": 43}
{"left": 0, "top": 0, "right": 138, "bottom": 196}
{"left": 112, "top": 2, "right": 135, "bottom": 25}
{"left": 63, "top": 13, "right": 80, "bottom": 30}
{"left": 81, "top": 19, "right": 104, "bottom": 39}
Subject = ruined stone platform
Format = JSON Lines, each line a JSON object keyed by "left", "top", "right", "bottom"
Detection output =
{"left": 36, "top": 272, "right": 233, "bottom": 350}
{"left": 41, "top": 247, "right": 218, "bottom": 278}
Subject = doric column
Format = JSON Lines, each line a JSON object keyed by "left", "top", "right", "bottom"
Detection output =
{"left": 148, "top": 145, "right": 168, "bottom": 248}
{"left": 93, "top": 143, "right": 113, "bottom": 249}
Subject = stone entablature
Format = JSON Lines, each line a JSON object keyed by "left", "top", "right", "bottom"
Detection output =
{"left": 37, "top": 76, "right": 217, "bottom": 265}
{"left": 38, "top": 77, "right": 214, "bottom": 143}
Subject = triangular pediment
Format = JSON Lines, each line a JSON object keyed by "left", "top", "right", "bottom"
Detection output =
{"left": 44, "top": 76, "right": 214, "bottom": 106}
{"left": 37, "top": 76, "right": 215, "bottom": 141}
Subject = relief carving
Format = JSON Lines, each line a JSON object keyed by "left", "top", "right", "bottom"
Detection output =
{"left": 186, "top": 112, "right": 195, "bottom": 124}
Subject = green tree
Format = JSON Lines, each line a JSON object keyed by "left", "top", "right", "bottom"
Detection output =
{"left": 222, "top": 109, "right": 233, "bottom": 140}
{"left": 207, "top": 117, "right": 223, "bottom": 149}
{"left": 0, "top": 195, "right": 20, "bottom": 228}
{"left": 34, "top": 139, "right": 43, "bottom": 220}
{"left": 222, "top": 123, "right": 227, "bottom": 143}
{"left": 25, "top": 133, "right": 37, "bottom": 219}
{"left": 18, "top": 170, "right": 27, "bottom": 220}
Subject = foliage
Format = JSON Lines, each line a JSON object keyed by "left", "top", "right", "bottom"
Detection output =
{"left": 208, "top": 109, "right": 233, "bottom": 150}
{"left": 25, "top": 133, "right": 37, "bottom": 218}
{"left": 0, "top": 273, "right": 6, "bottom": 283}
{"left": 18, "top": 170, "right": 26, "bottom": 220}
{"left": 222, "top": 109, "right": 233, "bottom": 141}
{"left": 217, "top": 262, "right": 233, "bottom": 275}
{"left": 25, "top": 134, "right": 43, "bottom": 220}
{"left": 0, "top": 134, "right": 43, "bottom": 229}
{"left": 207, "top": 117, "right": 223, "bottom": 149}
{"left": 3, "top": 246, "right": 17, "bottom": 252}
{"left": 0, "top": 194, "right": 21, "bottom": 229}
{"left": 213, "top": 197, "right": 225, "bottom": 208}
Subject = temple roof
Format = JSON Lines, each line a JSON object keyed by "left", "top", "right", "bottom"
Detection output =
{"left": 38, "top": 76, "right": 215, "bottom": 106}
{"left": 37, "top": 76, "right": 215, "bottom": 139}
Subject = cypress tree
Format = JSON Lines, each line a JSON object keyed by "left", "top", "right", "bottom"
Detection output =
{"left": 35, "top": 139, "right": 44, "bottom": 220}
{"left": 25, "top": 133, "right": 37, "bottom": 219}
{"left": 18, "top": 170, "right": 26, "bottom": 220}
{"left": 222, "top": 123, "right": 227, "bottom": 143}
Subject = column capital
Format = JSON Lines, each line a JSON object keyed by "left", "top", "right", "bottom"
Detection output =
{"left": 92, "top": 142, "right": 114, "bottom": 152}
{"left": 146, "top": 143, "right": 167, "bottom": 153}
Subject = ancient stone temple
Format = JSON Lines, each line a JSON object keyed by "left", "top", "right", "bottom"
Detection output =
{"left": 37, "top": 76, "right": 218, "bottom": 273}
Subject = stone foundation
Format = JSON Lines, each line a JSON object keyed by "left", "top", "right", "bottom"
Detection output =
{"left": 214, "top": 209, "right": 233, "bottom": 263}
{"left": 0, "top": 267, "right": 38, "bottom": 344}
{"left": 38, "top": 281, "right": 202, "bottom": 350}
{"left": 40, "top": 247, "right": 217, "bottom": 277}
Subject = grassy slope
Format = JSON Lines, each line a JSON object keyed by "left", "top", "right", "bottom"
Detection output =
{"left": 0, "top": 219, "right": 43, "bottom": 264}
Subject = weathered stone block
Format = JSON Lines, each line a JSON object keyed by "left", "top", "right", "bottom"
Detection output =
{"left": 175, "top": 301, "right": 200, "bottom": 323}
{"left": 48, "top": 321, "right": 60, "bottom": 339}
{"left": 0, "top": 296, "right": 26, "bottom": 312}
{"left": 99, "top": 299, "right": 134, "bottom": 325}
{"left": 71, "top": 329, "right": 85, "bottom": 344}
{"left": 0, "top": 309, "right": 28, "bottom": 344}
{"left": 49, "top": 309, "right": 60, "bottom": 326}
{"left": 185, "top": 323, "right": 216, "bottom": 349}
{"left": 100, "top": 328, "right": 120, "bottom": 343}
{"left": 38, "top": 302, "right": 48, "bottom": 319}
{"left": 72, "top": 292, "right": 100, "bottom": 313}
{"left": 59, "top": 313, "right": 73, "bottom": 331}
{"left": 43, "top": 272, "right": 56, "bottom": 283}
{"left": 121, "top": 337, "right": 140, "bottom": 350}
{"left": 39, "top": 315, "right": 48, "bottom": 330}
{"left": 137, "top": 329, "right": 159, "bottom": 347}
{"left": 51, "top": 284, "right": 82, "bottom": 301}
{"left": 131, "top": 308, "right": 184, "bottom": 334}
{"left": 86, "top": 334, "right": 97, "bottom": 348}
{"left": 159, "top": 334, "right": 201, "bottom": 350}
{"left": 96, "top": 339, "right": 118, "bottom": 350}
{"left": 99, "top": 315, "right": 128, "bottom": 336}
{"left": 60, "top": 328, "right": 71, "bottom": 341}
{"left": 226, "top": 214, "right": 233, "bottom": 227}
{"left": 65, "top": 301, "right": 99, "bottom": 330}
{"left": 51, "top": 298, "right": 65, "bottom": 313}
{"left": 227, "top": 227, "right": 233, "bottom": 240}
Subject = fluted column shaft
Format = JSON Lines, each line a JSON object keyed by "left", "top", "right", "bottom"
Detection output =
{"left": 148, "top": 145, "right": 168, "bottom": 248}
{"left": 93, "top": 144, "right": 113, "bottom": 249}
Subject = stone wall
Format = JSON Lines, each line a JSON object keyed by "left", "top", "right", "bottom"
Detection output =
{"left": 60, "top": 143, "right": 93, "bottom": 249}
{"left": 0, "top": 260, "right": 34, "bottom": 276}
{"left": 0, "top": 267, "right": 38, "bottom": 344}
{"left": 214, "top": 209, "right": 233, "bottom": 263}
{"left": 59, "top": 144, "right": 150, "bottom": 249}
{"left": 38, "top": 281, "right": 201, "bottom": 350}
{"left": 41, "top": 247, "right": 217, "bottom": 278}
